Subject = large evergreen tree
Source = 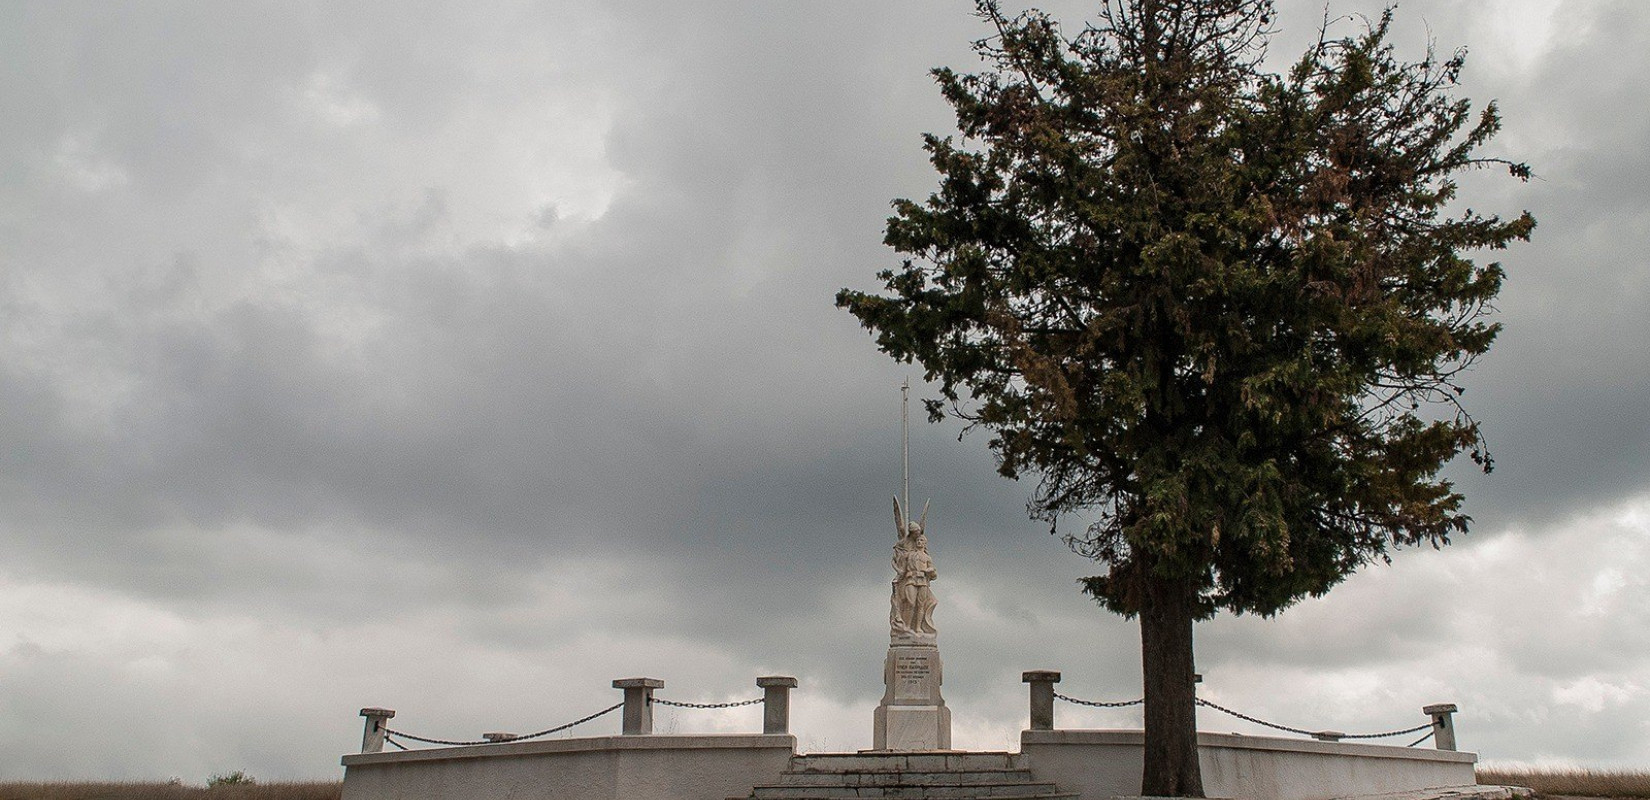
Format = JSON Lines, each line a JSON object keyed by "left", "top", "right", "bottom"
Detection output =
{"left": 837, "top": 1, "right": 1534, "bottom": 795}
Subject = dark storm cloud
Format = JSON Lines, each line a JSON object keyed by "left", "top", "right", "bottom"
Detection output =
{"left": 1421, "top": 1, "right": 1650, "bottom": 530}
{"left": 11, "top": 0, "right": 1624, "bottom": 581}
{"left": 0, "top": 0, "right": 1005, "bottom": 594}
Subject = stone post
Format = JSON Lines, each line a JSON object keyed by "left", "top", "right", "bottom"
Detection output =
{"left": 481, "top": 732, "right": 517, "bottom": 743}
{"left": 1311, "top": 731, "right": 1346, "bottom": 742}
{"left": 614, "top": 677, "right": 664, "bottom": 735}
{"left": 1424, "top": 703, "right": 1458, "bottom": 751}
{"left": 1022, "top": 671, "right": 1061, "bottom": 731}
{"left": 757, "top": 676, "right": 799, "bottom": 734}
{"left": 359, "top": 707, "right": 395, "bottom": 753}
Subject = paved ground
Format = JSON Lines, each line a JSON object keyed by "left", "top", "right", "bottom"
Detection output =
{"left": 1335, "top": 786, "right": 1535, "bottom": 800}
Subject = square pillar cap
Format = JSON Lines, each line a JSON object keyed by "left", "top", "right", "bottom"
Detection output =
{"left": 1424, "top": 703, "right": 1458, "bottom": 715}
{"left": 613, "top": 677, "right": 665, "bottom": 689}
{"left": 1022, "top": 670, "right": 1062, "bottom": 682}
{"left": 757, "top": 676, "right": 798, "bottom": 688}
{"left": 359, "top": 707, "right": 396, "bottom": 718}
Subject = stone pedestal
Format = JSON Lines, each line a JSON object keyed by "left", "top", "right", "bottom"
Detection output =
{"left": 872, "top": 643, "right": 951, "bottom": 750}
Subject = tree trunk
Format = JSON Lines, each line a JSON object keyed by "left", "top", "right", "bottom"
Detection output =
{"left": 1140, "top": 573, "right": 1204, "bottom": 797}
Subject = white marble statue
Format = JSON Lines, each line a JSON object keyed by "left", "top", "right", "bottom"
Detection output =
{"left": 890, "top": 497, "right": 938, "bottom": 640}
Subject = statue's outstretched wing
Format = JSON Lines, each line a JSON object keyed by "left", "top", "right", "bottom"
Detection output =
{"left": 893, "top": 496, "right": 905, "bottom": 539}
{"left": 919, "top": 500, "right": 929, "bottom": 533}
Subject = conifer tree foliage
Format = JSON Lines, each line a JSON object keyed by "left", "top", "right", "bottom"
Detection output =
{"left": 838, "top": 1, "right": 1534, "bottom": 795}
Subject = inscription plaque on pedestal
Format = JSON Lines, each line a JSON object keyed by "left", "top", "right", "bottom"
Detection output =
{"left": 873, "top": 643, "right": 951, "bottom": 750}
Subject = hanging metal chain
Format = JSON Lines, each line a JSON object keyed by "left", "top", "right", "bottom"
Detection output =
{"left": 1195, "top": 698, "right": 1317, "bottom": 736}
{"left": 650, "top": 696, "right": 764, "bottom": 709}
{"left": 384, "top": 701, "right": 623, "bottom": 747}
{"left": 486, "top": 701, "right": 627, "bottom": 742}
{"left": 1338, "top": 722, "right": 1435, "bottom": 740}
{"left": 1407, "top": 728, "right": 1437, "bottom": 747}
{"left": 384, "top": 736, "right": 409, "bottom": 751}
{"left": 381, "top": 729, "right": 492, "bottom": 747}
{"left": 1196, "top": 698, "right": 1432, "bottom": 740}
{"left": 1054, "top": 692, "right": 1145, "bottom": 708}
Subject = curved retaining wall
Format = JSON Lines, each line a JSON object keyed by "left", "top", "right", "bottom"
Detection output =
{"left": 340, "top": 733, "right": 795, "bottom": 800}
{"left": 1020, "top": 729, "right": 1477, "bottom": 800}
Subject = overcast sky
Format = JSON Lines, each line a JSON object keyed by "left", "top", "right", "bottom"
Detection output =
{"left": 2, "top": 0, "right": 1647, "bottom": 783}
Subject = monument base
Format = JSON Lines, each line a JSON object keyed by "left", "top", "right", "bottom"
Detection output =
{"left": 872, "top": 704, "right": 952, "bottom": 751}
{"left": 872, "top": 643, "right": 951, "bottom": 751}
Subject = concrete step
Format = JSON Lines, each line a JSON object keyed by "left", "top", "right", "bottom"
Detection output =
{"left": 777, "top": 769, "right": 1038, "bottom": 787}
{"left": 788, "top": 753, "right": 1024, "bottom": 773}
{"left": 750, "top": 782, "right": 1065, "bottom": 799}
{"left": 729, "top": 752, "right": 1074, "bottom": 800}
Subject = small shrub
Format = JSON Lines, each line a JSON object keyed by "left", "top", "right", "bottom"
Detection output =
{"left": 206, "top": 772, "right": 255, "bottom": 789}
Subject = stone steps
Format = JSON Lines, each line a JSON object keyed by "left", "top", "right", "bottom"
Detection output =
{"left": 751, "top": 785, "right": 1073, "bottom": 799}
{"left": 778, "top": 770, "right": 1044, "bottom": 787}
{"left": 790, "top": 753, "right": 1024, "bottom": 772}
{"left": 733, "top": 752, "right": 1076, "bottom": 800}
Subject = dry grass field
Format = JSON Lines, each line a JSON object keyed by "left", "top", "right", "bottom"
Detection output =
{"left": 0, "top": 783, "right": 340, "bottom": 800}
{"left": 1479, "top": 766, "right": 1650, "bottom": 798}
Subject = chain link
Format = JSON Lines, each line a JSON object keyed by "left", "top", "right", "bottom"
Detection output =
{"left": 381, "top": 730, "right": 489, "bottom": 747}
{"left": 651, "top": 696, "right": 764, "bottom": 709}
{"left": 383, "top": 701, "right": 623, "bottom": 747}
{"left": 1339, "top": 722, "right": 1435, "bottom": 740}
{"left": 1056, "top": 693, "right": 1429, "bottom": 742}
{"left": 1194, "top": 698, "right": 1318, "bottom": 736}
{"left": 384, "top": 736, "right": 409, "bottom": 751}
{"left": 1195, "top": 698, "right": 1432, "bottom": 740}
{"left": 1054, "top": 692, "right": 1145, "bottom": 708}
{"left": 1407, "top": 728, "right": 1437, "bottom": 748}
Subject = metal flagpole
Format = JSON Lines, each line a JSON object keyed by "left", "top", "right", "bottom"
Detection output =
{"left": 901, "top": 377, "right": 910, "bottom": 521}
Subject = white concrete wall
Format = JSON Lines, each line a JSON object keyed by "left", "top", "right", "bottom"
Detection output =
{"left": 340, "top": 733, "right": 795, "bottom": 800}
{"left": 1020, "top": 729, "right": 1478, "bottom": 800}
